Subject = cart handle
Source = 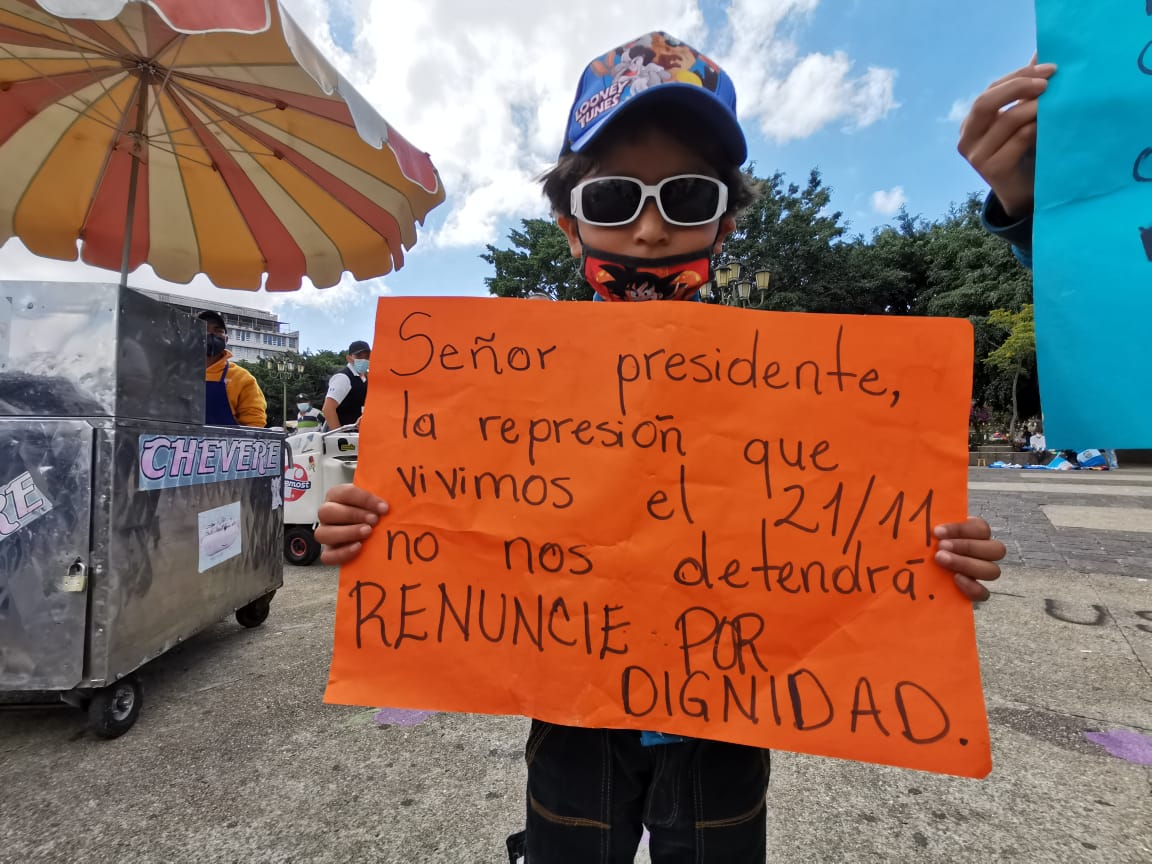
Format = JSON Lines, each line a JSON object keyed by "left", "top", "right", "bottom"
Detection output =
{"left": 321, "top": 419, "right": 361, "bottom": 436}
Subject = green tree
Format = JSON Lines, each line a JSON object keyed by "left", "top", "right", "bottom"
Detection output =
{"left": 722, "top": 169, "right": 851, "bottom": 312}
{"left": 297, "top": 350, "right": 348, "bottom": 401}
{"left": 918, "top": 195, "right": 1032, "bottom": 318}
{"left": 915, "top": 195, "right": 1034, "bottom": 415}
{"left": 481, "top": 218, "right": 589, "bottom": 300}
{"left": 237, "top": 350, "right": 346, "bottom": 427}
{"left": 984, "top": 304, "right": 1036, "bottom": 439}
{"left": 842, "top": 209, "right": 932, "bottom": 316}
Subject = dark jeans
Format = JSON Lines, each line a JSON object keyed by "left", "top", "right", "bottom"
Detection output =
{"left": 509, "top": 720, "right": 771, "bottom": 864}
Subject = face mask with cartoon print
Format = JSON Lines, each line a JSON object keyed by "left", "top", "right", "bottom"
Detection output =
{"left": 581, "top": 247, "right": 712, "bottom": 302}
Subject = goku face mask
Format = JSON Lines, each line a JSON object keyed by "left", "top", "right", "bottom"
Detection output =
{"left": 581, "top": 247, "right": 712, "bottom": 302}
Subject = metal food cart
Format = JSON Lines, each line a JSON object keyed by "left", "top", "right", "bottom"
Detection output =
{"left": 0, "top": 282, "right": 283, "bottom": 737}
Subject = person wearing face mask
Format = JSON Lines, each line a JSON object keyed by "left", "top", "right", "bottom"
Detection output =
{"left": 322, "top": 340, "right": 370, "bottom": 430}
{"left": 295, "top": 393, "right": 323, "bottom": 430}
{"left": 314, "top": 31, "right": 1011, "bottom": 864}
{"left": 197, "top": 310, "right": 267, "bottom": 427}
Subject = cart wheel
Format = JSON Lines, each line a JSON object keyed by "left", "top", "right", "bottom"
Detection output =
{"left": 285, "top": 525, "right": 321, "bottom": 566}
{"left": 87, "top": 676, "right": 142, "bottom": 739}
{"left": 236, "top": 592, "right": 274, "bottom": 629}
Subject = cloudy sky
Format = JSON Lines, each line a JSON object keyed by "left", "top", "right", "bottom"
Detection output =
{"left": 0, "top": 0, "right": 1036, "bottom": 352}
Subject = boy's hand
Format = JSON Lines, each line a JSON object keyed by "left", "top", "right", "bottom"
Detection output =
{"left": 315, "top": 483, "right": 389, "bottom": 565}
{"left": 958, "top": 58, "right": 1057, "bottom": 219}
{"left": 933, "top": 517, "right": 1006, "bottom": 603}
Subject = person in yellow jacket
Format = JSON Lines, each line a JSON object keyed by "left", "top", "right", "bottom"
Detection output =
{"left": 197, "top": 311, "right": 267, "bottom": 427}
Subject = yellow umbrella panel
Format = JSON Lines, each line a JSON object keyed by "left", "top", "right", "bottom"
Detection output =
{"left": 0, "top": 0, "right": 446, "bottom": 290}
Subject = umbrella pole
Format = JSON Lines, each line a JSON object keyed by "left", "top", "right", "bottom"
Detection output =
{"left": 119, "top": 80, "right": 147, "bottom": 289}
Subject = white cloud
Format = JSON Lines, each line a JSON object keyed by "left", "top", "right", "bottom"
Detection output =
{"left": 870, "top": 185, "right": 906, "bottom": 215}
{"left": 306, "top": 0, "right": 898, "bottom": 246}
{"left": 278, "top": 272, "right": 392, "bottom": 314}
{"left": 0, "top": 1, "right": 899, "bottom": 299}
{"left": 0, "top": 238, "right": 281, "bottom": 310}
{"left": 337, "top": 0, "right": 707, "bottom": 249}
{"left": 946, "top": 95, "right": 974, "bottom": 124}
{"left": 0, "top": 235, "right": 369, "bottom": 319}
{"left": 720, "top": 0, "right": 898, "bottom": 143}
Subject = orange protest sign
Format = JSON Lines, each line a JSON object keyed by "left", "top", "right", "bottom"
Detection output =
{"left": 324, "top": 298, "right": 989, "bottom": 778}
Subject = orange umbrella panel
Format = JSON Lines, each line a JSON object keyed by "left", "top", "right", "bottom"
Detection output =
{"left": 0, "top": 0, "right": 446, "bottom": 290}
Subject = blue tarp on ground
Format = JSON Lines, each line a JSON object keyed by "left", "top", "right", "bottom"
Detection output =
{"left": 988, "top": 448, "right": 1115, "bottom": 470}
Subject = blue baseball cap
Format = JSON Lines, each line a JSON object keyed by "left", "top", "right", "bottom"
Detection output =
{"left": 562, "top": 32, "right": 746, "bottom": 164}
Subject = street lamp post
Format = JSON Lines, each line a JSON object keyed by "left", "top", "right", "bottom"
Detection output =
{"left": 267, "top": 356, "right": 304, "bottom": 427}
{"left": 708, "top": 261, "right": 771, "bottom": 307}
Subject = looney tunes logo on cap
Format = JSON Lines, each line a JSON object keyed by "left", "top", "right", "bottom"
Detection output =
{"left": 563, "top": 32, "right": 746, "bottom": 163}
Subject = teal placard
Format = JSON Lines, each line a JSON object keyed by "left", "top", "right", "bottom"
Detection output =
{"left": 1034, "top": 0, "right": 1152, "bottom": 448}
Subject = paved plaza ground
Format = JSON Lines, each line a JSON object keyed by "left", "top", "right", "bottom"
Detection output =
{"left": 1, "top": 469, "right": 1149, "bottom": 863}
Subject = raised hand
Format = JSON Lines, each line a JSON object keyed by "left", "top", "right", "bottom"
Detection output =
{"left": 958, "top": 58, "right": 1057, "bottom": 219}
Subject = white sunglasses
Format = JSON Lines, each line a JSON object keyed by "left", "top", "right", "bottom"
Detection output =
{"left": 570, "top": 174, "right": 729, "bottom": 227}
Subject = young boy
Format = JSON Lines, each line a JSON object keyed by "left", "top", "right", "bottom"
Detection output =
{"left": 317, "top": 32, "right": 1007, "bottom": 864}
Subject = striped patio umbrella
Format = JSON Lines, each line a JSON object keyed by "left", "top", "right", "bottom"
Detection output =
{"left": 0, "top": 0, "right": 445, "bottom": 291}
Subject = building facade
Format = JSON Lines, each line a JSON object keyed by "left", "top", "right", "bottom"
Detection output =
{"left": 135, "top": 288, "right": 299, "bottom": 363}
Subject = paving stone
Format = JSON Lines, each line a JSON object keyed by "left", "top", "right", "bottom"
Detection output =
{"left": 969, "top": 484, "right": 1152, "bottom": 577}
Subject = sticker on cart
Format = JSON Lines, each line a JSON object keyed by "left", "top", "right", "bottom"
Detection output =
{"left": 270, "top": 476, "right": 283, "bottom": 511}
{"left": 198, "top": 501, "right": 242, "bottom": 572}
{"left": 284, "top": 464, "right": 312, "bottom": 503}
{"left": 139, "top": 435, "right": 281, "bottom": 490}
{"left": 0, "top": 471, "right": 54, "bottom": 541}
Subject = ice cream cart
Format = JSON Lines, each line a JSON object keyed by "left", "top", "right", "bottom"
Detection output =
{"left": 282, "top": 424, "right": 359, "bottom": 566}
{"left": 0, "top": 282, "right": 283, "bottom": 737}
